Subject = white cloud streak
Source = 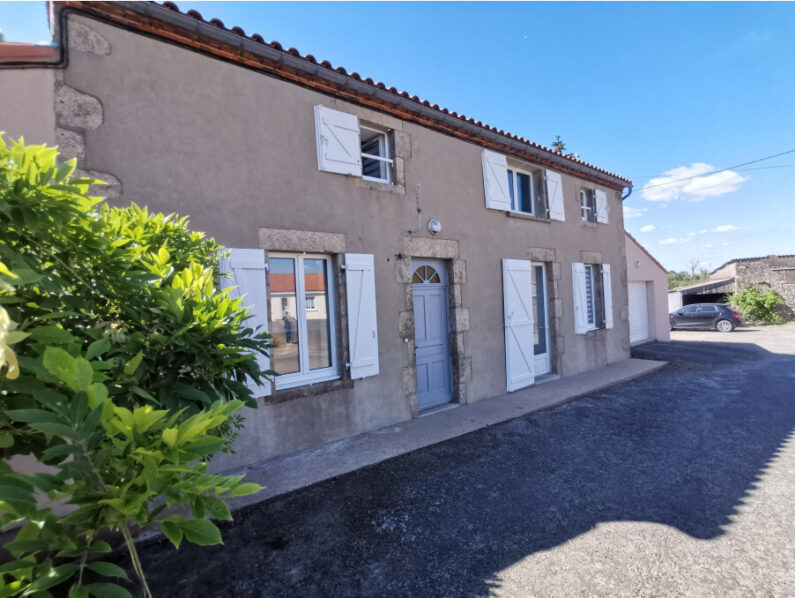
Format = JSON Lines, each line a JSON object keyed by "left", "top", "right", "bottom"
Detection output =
{"left": 640, "top": 225, "right": 655, "bottom": 233}
{"left": 623, "top": 206, "right": 647, "bottom": 219}
{"left": 660, "top": 237, "right": 691, "bottom": 245}
{"left": 712, "top": 224, "right": 738, "bottom": 233}
{"left": 642, "top": 163, "right": 747, "bottom": 202}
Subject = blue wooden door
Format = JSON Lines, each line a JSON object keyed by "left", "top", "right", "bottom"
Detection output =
{"left": 412, "top": 261, "right": 452, "bottom": 411}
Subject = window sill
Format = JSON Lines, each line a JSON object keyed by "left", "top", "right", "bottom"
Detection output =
{"left": 506, "top": 211, "right": 550, "bottom": 223}
{"left": 580, "top": 220, "right": 604, "bottom": 227}
{"left": 352, "top": 175, "right": 405, "bottom": 195}
{"left": 263, "top": 377, "right": 353, "bottom": 406}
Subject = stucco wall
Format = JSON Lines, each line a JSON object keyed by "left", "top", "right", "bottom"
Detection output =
{"left": 58, "top": 14, "right": 632, "bottom": 468}
{"left": 626, "top": 234, "right": 670, "bottom": 342}
{"left": 0, "top": 68, "right": 56, "bottom": 145}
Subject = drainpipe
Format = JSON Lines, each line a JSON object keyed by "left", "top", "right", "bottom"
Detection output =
{"left": 622, "top": 186, "right": 633, "bottom": 201}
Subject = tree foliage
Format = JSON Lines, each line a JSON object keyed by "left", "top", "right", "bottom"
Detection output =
{"left": 727, "top": 285, "right": 784, "bottom": 323}
{"left": 0, "top": 138, "right": 272, "bottom": 597}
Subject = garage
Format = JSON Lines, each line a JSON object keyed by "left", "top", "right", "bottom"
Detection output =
{"left": 628, "top": 281, "right": 650, "bottom": 344}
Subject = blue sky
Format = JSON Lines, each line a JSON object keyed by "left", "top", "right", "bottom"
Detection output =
{"left": 2, "top": 1, "right": 794, "bottom": 272}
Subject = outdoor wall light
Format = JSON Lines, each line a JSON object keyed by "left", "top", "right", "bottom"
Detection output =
{"left": 428, "top": 219, "right": 442, "bottom": 234}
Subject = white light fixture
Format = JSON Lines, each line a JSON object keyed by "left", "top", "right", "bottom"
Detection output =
{"left": 428, "top": 218, "right": 442, "bottom": 234}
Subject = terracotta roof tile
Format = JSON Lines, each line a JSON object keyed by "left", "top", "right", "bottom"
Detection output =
{"left": 0, "top": 42, "right": 57, "bottom": 63}
{"left": 54, "top": 1, "right": 630, "bottom": 186}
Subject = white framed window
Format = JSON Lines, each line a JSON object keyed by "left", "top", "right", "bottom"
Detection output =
{"left": 268, "top": 253, "right": 339, "bottom": 389}
{"left": 584, "top": 264, "right": 598, "bottom": 329}
{"left": 580, "top": 189, "right": 597, "bottom": 222}
{"left": 360, "top": 126, "right": 393, "bottom": 184}
{"left": 507, "top": 168, "right": 547, "bottom": 217}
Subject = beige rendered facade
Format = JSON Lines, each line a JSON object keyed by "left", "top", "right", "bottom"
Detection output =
{"left": 625, "top": 232, "right": 670, "bottom": 344}
{"left": 1, "top": 3, "right": 636, "bottom": 470}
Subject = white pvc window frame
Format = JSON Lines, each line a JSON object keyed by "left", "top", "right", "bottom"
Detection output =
{"left": 580, "top": 189, "right": 596, "bottom": 222}
{"left": 269, "top": 252, "right": 339, "bottom": 390}
{"left": 508, "top": 166, "right": 537, "bottom": 216}
{"left": 360, "top": 126, "right": 394, "bottom": 184}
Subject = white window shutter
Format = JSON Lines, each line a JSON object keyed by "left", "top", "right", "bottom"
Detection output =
{"left": 595, "top": 189, "right": 609, "bottom": 224}
{"left": 502, "top": 259, "right": 535, "bottom": 392}
{"left": 602, "top": 263, "right": 614, "bottom": 329}
{"left": 219, "top": 248, "right": 271, "bottom": 397}
{"left": 572, "top": 262, "right": 588, "bottom": 335}
{"left": 545, "top": 170, "right": 565, "bottom": 221}
{"left": 482, "top": 149, "right": 512, "bottom": 211}
{"left": 345, "top": 253, "right": 379, "bottom": 379}
{"left": 314, "top": 105, "right": 362, "bottom": 176}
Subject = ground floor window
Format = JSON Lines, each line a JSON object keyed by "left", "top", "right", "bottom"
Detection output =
{"left": 583, "top": 264, "right": 605, "bottom": 330}
{"left": 269, "top": 253, "right": 338, "bottom": 389}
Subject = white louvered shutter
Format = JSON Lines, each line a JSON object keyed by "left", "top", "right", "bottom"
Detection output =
{"left": 545, "top": 170, "right": 565, "bottom": 221}
{"left": 314, "top": 105, "right": 362, "bottom": 176}
{"left": 572, "top": 262, "right": 588, "bottom": 335}
{"left": 595, "top": 189, "right": 609, "bottom": 224}
{"left": 502, "top": 259, "right": 535, "bottom": 392}
{"left": 602, "top": 263, "right": 614, "bottom": 329}
{"left": 219, "top": 248, "right": 271, "bottom": 397}
{"left": 482, "top": 149, "right": 512, "bottom": 211}
{"left": 345, "top": 253, "right": 379, "bottom": 379}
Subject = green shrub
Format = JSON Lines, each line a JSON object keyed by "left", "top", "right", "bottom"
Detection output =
{"left": 727, "top": 285, "right": 784, "bottom": 323}
{"left": 0, "top": 138, "right": 272, "bottom": 597}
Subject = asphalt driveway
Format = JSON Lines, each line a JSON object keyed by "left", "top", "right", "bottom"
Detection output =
{"left": 126, "top": 324, "right": 795, "bottom": 597}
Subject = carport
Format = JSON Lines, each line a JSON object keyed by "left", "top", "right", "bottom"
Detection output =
{"left": 667, "top": 278, "right": 736, "bottom": 311}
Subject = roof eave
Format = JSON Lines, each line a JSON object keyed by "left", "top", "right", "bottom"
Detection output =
{"left": 52, "top": 1, "right": 631, "bottom": 191}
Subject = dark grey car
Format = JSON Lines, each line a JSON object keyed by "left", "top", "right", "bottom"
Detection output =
{"left": 669, "top": 303, "right": 743, "bottom": 332}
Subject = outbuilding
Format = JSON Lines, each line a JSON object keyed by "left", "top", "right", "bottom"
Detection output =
{"left": 625, "top": 232, "right": 669, "bottom": 344}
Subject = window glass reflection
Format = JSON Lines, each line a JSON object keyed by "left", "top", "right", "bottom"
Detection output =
{"left": 269, "top": 257, "right": 300, "bottom": 375}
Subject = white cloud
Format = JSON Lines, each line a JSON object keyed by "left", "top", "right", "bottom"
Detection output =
{"left": 712, "top": 224, "right": 738, "bottom": 233}
{"left": 660, "top": 237, "right": 691, "bottom": 245}
{"left": 687, "top": 232, "right": 696, "bottom": 237}
{"left": 623, "top": 206, "right": 647, "bottom": 219}
{"left": 640, "top": 224, "right": 655, "bottom": 233}
{"left": 699, "top": 229, "right": 708, "bottom": 234}
{"left": 642, "top": 163, "right": 747, "bottom": 202}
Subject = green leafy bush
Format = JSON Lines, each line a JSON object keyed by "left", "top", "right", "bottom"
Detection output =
{"left": 0, "top": 138, "right": 272, "bottom": 597}
{"left": 727, "top": 285, "right": 784, "bottom": 323}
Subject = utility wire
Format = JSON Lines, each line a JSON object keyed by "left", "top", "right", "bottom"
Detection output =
{"left": 631, "top": 148, "right": 795, "bottom": 187}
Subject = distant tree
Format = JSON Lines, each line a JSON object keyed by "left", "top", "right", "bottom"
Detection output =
{"left": 552, "top": 135, "right": 566, "bottom": 153}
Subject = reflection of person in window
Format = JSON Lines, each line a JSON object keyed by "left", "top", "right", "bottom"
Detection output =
{"left": 282, "top": 311, "right": 295, "bottom": 343}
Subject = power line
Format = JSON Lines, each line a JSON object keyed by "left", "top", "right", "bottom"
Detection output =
{"left": 631, "top": 148, "right": 795, "bottom": 188}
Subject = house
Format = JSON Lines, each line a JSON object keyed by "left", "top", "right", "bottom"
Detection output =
{"left": 0, "top": 1, "right": 634, "bottom": 470}
{"left": 625, "top": 232, "right": 669, "bottom": 344}
{"left": 666, "top": 255, "right": 795, "bottom": 318}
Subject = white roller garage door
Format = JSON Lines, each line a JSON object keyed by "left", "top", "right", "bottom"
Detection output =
{"left": 628, "top": 282, "right": 650, "bottom": 344}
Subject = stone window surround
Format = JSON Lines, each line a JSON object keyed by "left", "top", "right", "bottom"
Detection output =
{"left": 328, "top": 99, "right": 411, "bottom": 196}
{"left": 258, "top": 228, "right": 352, "bottom": 404}
{"left": 397, "top": 236, "right": 471, "bottom": 416}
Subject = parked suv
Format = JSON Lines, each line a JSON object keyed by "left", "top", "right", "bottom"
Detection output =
{"left": 669, "top": 303, "right": 743, "bottom": 332}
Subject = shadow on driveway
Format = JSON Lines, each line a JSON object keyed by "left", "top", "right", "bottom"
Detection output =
{"left": 125, "top": 341, "right": 795, "bottom": 597}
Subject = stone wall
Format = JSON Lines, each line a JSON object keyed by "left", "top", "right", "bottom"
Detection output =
{"left": 733, "top": 256, "right": 795, "bottom": 319}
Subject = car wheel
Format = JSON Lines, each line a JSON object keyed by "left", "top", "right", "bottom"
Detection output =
{"left": 716, "top": 319, "right": 734, "bottom": 333}
{"left": 669, "top": 321, "right": 674, "bottom": 331}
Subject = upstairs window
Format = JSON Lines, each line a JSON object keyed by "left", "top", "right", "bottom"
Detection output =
{"left": 314, "top": 105, "right": 394, "bottom": 186}
{"left": 580, "top": 189, "right": 597, "bottom": 222}
{"left": 361, "top": 126, "right": 393, "bottom": 184}
{"left": 507, "top": 168, "right": 547, "bottom": 217}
